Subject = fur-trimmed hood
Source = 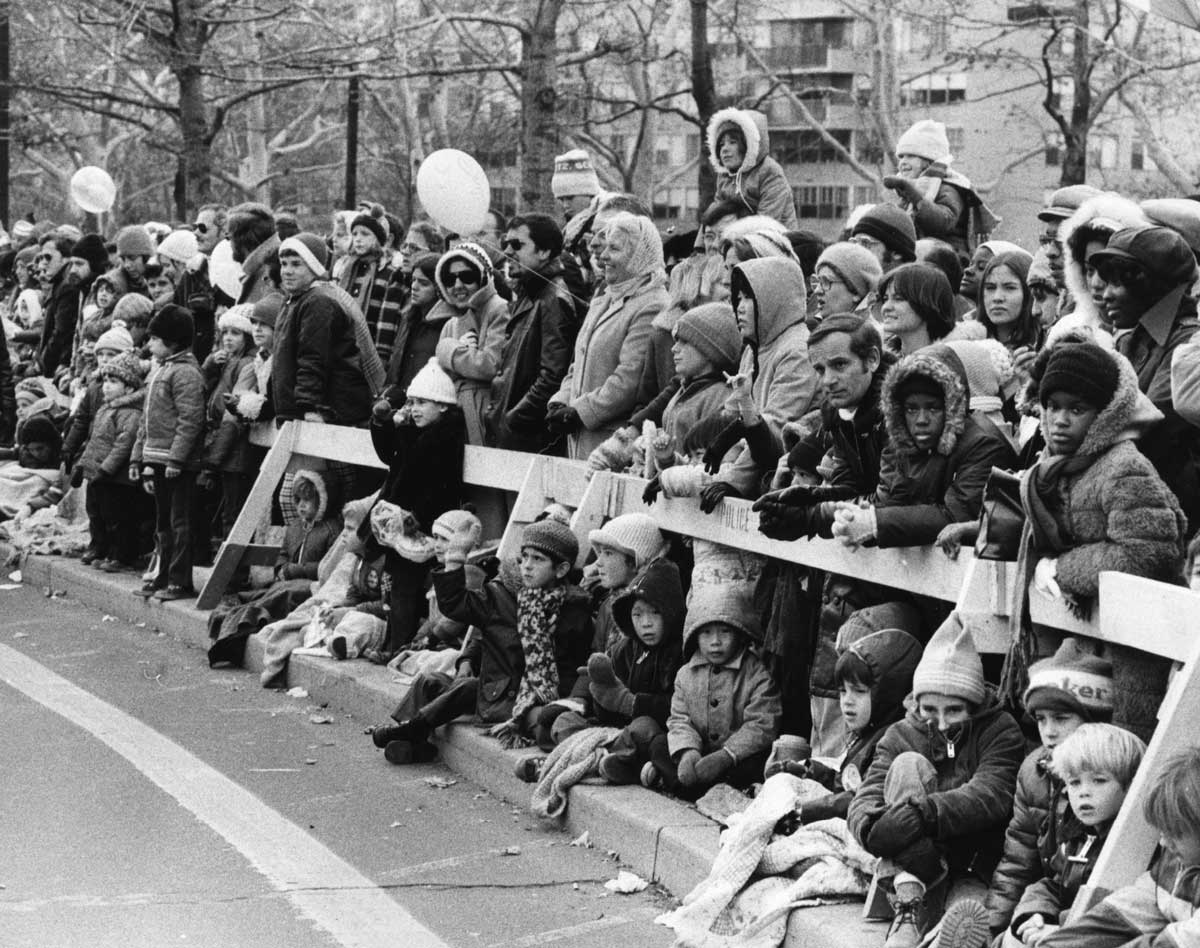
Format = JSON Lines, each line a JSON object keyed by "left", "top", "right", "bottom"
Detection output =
{"left": 292, "top": 468, "right": 330, "bottom": 522}
{"left": 731, "top": 256, "right": 806, "bottom": 349}
{"left": 612, "top": 559, "right": 686, "bottom": 646}
{"left": 706, "top": 108, "right": 770, "bottom": 175}
{"left": 881, "top": 345, "right": 970, "bottom": 456}
{"left": 434, "top": 242, "right": 495, "bottom": 301}
{"left": 1038, "top": 343, "right": 1162, "bottom": 456}
{"left": 1059, "top": 193, "right": 1150, "bottom": 326}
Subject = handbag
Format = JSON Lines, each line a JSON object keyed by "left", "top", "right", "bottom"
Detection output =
{"left": 974, "top": 467, "right": 1024, "bottom": 561}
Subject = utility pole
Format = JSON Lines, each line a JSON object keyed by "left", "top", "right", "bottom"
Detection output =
{"left": 344, "top": 73, "right": 359, "bottom": 208}
{"left": 0, "top": 0, "right": 10, "bottom": 227}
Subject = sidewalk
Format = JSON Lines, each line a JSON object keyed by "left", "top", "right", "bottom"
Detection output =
{"left": 10, "top": 549, "right": 877, "bottom": 946}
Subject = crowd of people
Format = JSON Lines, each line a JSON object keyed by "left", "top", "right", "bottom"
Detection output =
{"left": 4, "top": 112, "right": 1200, "bottom": 948}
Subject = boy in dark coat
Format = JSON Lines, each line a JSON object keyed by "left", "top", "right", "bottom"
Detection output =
{"left": 848, "top": 615, "right": 1025, "bottom": 948}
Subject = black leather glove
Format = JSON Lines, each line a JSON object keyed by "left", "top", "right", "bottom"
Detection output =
{"left": 702, "top": 420, "right": 744, "bottom": 474}
{"left": 545, "top": 405, "right": 582, "bottom": 435}
{"left": 642, "top": 475, "right": 663, "bottom": 505}
{"left": 70, "top": 465, "right": 84, "bottom": 489}
{"left": 698, "top": 481, "right": 739, "bottom": 514}
{"left": 866, "top": 801, "right": 927, "bottom": 856}
{"left": 371, "top": 398, "right": 393, "bottom": 422}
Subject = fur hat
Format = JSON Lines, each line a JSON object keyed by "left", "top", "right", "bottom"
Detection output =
{"left": 942, "top": 339, "right": 1014, "bottom": 414}
{"left": 111, "top": 292, "right": 154, "bottom": 326}
{"left": 115, "top": 225, "right": 155, "bottom": 258}
{"left": 851, "top": 204, "right": 917, "bottom": 261}
{"left": 94, "top": 325, "right": 135, "bottom": 354}
{"left": 673, "top": 302, "right": 743, "bottom": 371}
{"left": 218, "top": 304, "right": 256, "bottom": 336}
{"left": 350, "top": 212, "right": 388, "bottom": 247}
{"left": 587, "top": 513, "right": 666, "bottom": 570}
{"left": 896, "top": 119, "right": 953, "bottom": 164}
{"left": 279, "top": 233, "right": 330, "bottom": 278}
{"left": 70, "top": 233, "right": 109, "bottom": 275}
{"left": 147, "top": 303, "right": 194, "bottom": 350}
{"left": 101, "top": 351, "right": 145, "bottom": 389}
{"left": 406, "top": 356, "right": 457, "bottom": 405}
{"left": 156, "top": 229, "right": 199, "bottom": 264}
{"left": 520, "top": 519, "right": 579, "bottom": 565}
{"left": 250, "top": 293, "right": 283, "bottom": 330}
{"left": 1039, "top": 340, "right": 1120, "bottom": 409}
{"left": 912, "top": 612, "right": 986, "bottom": 706}
{"left": 1024, "top": 637, "right": 1114, "bottom": 721}
{"left": 551, "top": 149, "right": 601, "bottom": 199}
{"left": 434, "top": 242, "right": 494, "bottom": 299}
{"left": 815, "top": 241, "right": 884, "bottom": 301}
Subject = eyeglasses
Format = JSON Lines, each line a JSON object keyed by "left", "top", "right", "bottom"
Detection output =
{"left": 35, "top": 253, "right": 54, "bottom": 263}
{"left": 1029, "top": 283, "right": 1053, "bottom": 301}
{"left": 400, "top": 242, "right": 428, "bottom": 254}
{"left": 850, "top": 234, "right": 883, "bottom": 250}
{"left": 501, "top": 238, "right": 525, "bottom": 252}
{"left": 446, "top": 270, "right": 480, "bottom": 286}
{"left": 815, "top": 275, "right": 844, "bottom": 292}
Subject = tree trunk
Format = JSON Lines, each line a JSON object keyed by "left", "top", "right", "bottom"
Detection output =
{"left": 690, "top": 0, "right": 716, "bottom": 210}
{"left": 344, "top": 74, "right": 360, "bottom": 208}
{"left": 173, "top": 0, "right": 211, "bottom": 218}
{"left": 518, "top": 0, "right": 561, "bottom": 214}
{"left": 1060, "top": 0, "right": 1090, "bottom": 186}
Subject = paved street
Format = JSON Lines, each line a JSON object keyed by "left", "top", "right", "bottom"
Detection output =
{"left": 0, "top": 586, "right": 675, "bottom": 948}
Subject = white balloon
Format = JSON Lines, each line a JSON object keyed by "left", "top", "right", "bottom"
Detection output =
{"left": 416, "top": 149, "right": 491, "bottom": 236}
{"left": 209, "top": 239, "right": 243, "bottom": 299}
{"left": 70, "top": 166, "right": 116, "bottom": 214}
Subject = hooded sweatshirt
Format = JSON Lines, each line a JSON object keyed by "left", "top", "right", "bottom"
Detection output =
{"left": 707, "top": 109, "right": 798, "bottom": 228}
{"left": 873, "top": 345, "right": 1017, "bottom": 547}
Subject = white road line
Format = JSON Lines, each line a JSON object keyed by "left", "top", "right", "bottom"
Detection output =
{"left": 0, "top": 644, "right": 449, "bottom": 948}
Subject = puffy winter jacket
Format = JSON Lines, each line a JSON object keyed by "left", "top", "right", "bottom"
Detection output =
{"left": 274, "top": 470, "right": 343, "bottom": 581}
{"left": 78, "top": 387, "right": 145, "bottom": 483}
{"left": 368, "top": 407, "right": 465, "bottom": 534}
{"left": 131, "top": 350, "right": 206, "bottom": 469}
{"left": 706, "top": 109, "right": 798, "bottom": 228}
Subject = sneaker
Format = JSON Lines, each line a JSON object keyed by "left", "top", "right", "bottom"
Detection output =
{"left": 154, "top": 584, "right": 197, "bottom": 602}
{"left": 640, "top": 761, "right": 663, "bottom": 789}
{"left": 933, "top": 898, "right": 989, "bottom": 948}
{"left": 384, "top": 739, "right": 437, "bottom": 765}
{"left": 513, "top": 755, "right": 546, "bottom": 783}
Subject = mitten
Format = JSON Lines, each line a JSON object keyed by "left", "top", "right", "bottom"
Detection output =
{"left": 642, "top": 475, "right": 663, "bottom": 505}
{"left": 658, "top": 464, "right": 705, "bottom": 499}
{"left": 832, "top": 503, "right": 877, "bottom": 547}
{"left": 866, "top": 801, "right": 926, "bottom": 856}
{"left": 586, "top": 431, "right": 635, "bottom": 472}
{"left": 1034, "top": 557, "right": 1061, "bottom": 598}
{"left": 695, "top": 749, "right": 734, "bottom": 786}
{"left": 587, "top": 653, "right": 636, "bottom": 717}
{"left": 70, "top": 465, "right": 84, "bottom": 489}
{"left": 371, "top": 398, "right": 393, "bottom": 422}
{"left": 675, "top": 750, "right": 701, "bottom": 787}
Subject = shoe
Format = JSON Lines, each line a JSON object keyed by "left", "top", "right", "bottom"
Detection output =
{"left": 99, "top": 559, "right": 123, "bottom": 573}
{"left": 154, "top": 584, "right": 196, "bottom": 602}
{"left": 884, "top": 873, "right": 929, "bottom": 948}
{"left": 369, "top": 724, "right": 406, "bottom": 749}
{"left": 329, "top": 636, "right": 347, "bottom": 660}
{"left": 80, "top": 548, "right": 100, "bottom": 565}
{"left": 597, "top": 750, "right": 639, "bottom": 785}
{"left": 134, "top": 581, "right": 162, "bottom": 598}
{"left": 384, "top": 739, "right": 437, "bottom": 765}
{"left": 92, "top": 557, "right": 113, "bottom": 570}
{"left": 640, "top": 761, "right": 663, "bottom": 789}
{"left": 513, "top": 755, "right": 546, "bottom": 783}
{"left": 933, "top": 898, "right": 989, "bottom": 948}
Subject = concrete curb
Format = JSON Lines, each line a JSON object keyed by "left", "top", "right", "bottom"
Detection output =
{"left": 13, "top": 550, "right": 876, "bottom": 943}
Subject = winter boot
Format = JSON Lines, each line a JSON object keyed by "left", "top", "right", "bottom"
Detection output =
{"left": 933, "top": 897, "right": 990, "bottom": 948}
{"left": 883, "top": 872, "right": 929, "bottom": 948}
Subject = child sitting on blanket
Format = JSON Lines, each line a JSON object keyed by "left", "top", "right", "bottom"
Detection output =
{"left": 949, "top": 723, "right": 1145, "bottom": 948}
{"left": 665, "top": 583, "right": 782, "bottom": 796}
{"left": 769, "top": 604, "right": 923, "bottom": 828}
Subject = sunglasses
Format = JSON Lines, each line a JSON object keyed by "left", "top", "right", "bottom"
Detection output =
{"left": 193, "top": 222, "right": 210, "bottom": 235}
{"left": 446, "top": 269, "right": 480, "bottom": 286}
{"left": 501, "top": 238, "right": 525, "bottom": 252}
{"left": 35, "top": 253, "right": 55, "bottom": 263}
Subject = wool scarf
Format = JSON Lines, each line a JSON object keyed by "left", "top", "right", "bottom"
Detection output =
{"left": 510, "top": 584, "right": 568, "bottom": 726}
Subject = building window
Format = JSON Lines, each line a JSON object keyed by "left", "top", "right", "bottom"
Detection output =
{"left": 900, "top": 73, "right": 967, "bottom": 106}
{"left": 1045, "top": 145, "right": 1061, "bottom": 166}
{"left": 773, "top": 129, "right": 853, "bottom": 164}
{"left": 853, "top": 185, "right": 877, "bottom": 208}
{"left": 895, "top": 15, "right": 948, "bottom": 55}
{"left": 794, "top": 185, "right": 850, "bottom": 220}
{"left": 655, "top": 148, "right": 671, "bottom": 167}
{"left": 492, "top": 188, "right": 517, "bottom": 217}
{"left": 1088, "top": 135, "right": 1118, "bottom": 170}
{"left": 1007, "top": 2, "right": 1073, "bottom": 21}
{"left": 768, "top": 18, "right": 853, "bottom": 68}
{"left": 1131, "top": 140, "right": 1145, "bottom": 171}
{"left": 946, "top": 126, "right": 966, "bottom": 156}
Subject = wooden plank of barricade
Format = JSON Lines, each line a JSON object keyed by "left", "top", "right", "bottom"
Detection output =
{"left": 197, "top": 422, "right": 298, "bottom": 609}
{"left": 1071, "top": 573, "right": 1200, "bottom": 917}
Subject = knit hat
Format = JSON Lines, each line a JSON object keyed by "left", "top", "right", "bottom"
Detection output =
{"left": 520, "top": 519, "right": 580, "bottom": 565}
{"left": 434, "top": 242, "right": 494, "bottom": 299}
{"left": 218, "top": 304, "right": 256, "bottom": 336}
{"left": 19, "top": 412, "right": 61, "bottom": 450}
{"left": 156, "top": 229, "right": 199, "bottom": 264}
{"left": 851, "top": 204, "right": 917, "bottom": 260}
{"left": 111, "top": 292, "right": 154, "bottom": 326}
{"left": 1038, "top": 341, "right": 1120, "bottom": 409}
{"left": 94, "top": 325, "right": 135, "bottom": 354}
{"left": 673, "top": 302, "right": 743, "bottom": 371}
{"left": 551, "top": 149, "right": 602, "bottom": 199}
{"left": 250, "top": 293, "right": 283, "bottom": 330}
{"left": 70, "top": 233, "right": 109, "bottom": 275}
{"left": 1038, "top": 185, "right": 1103, "bottom": 223}
{"left": 279, "top": 233, "right": 330, "bottom": 278}
{"left": 147, "top": 303, "right": 194, "bottom": 350}
{"left": 911, "top": 612, "right": 986, "bottom": 706}
{"left": 942, "top": 339, "right": 1014, "bottom": 414}
{"left": 588, "top": 513, "right": 666, "bottom": 571}
{"left": 350, "top": 212, "right": 388, "bottom": 247}
{"left": 1024, "top": 637, "right": 1114, "bottom": 721}
{"left": 115, "top": 225, "right": 155, "bottom": 258}
{"left": 431, "top": 508, "right": 483, "bottom": 549}
{"left": 815, "top": 241, "right": 884, "bottom": 301}
{"left": 11, "top": 219, "right": 34, "bottom": 244}
{"left": 836, "top": 601, "right": 924, "bottom": 652}
{"left": 682, "top": 582, "right": 762, "bottom": 651}
{"left": 101, "top": 351, "right": 145, "bottom": 389}
{"left": 895, "top": 119, "right": 953, "bottom": 164}
{"left": 406, "top": 356, "right": 457, "bottom": 405}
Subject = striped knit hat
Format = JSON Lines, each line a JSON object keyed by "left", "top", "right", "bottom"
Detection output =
{"left": 912, "top": 612, "right": 985, "bottom": 706}
{"left": 1024, "top": 637, "right": 1113, "bottom": 721}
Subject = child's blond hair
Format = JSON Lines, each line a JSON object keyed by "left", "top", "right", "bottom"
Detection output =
{"left": 1144, "top": 745, "right": 1200, "bottom": 837}
{"left": 1051, "top": 722, "right": 1146, "bottom": 789}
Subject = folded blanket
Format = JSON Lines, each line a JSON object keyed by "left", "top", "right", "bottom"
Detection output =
{"left": 530, "top": 726, "right": 620, "bottom": 820}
